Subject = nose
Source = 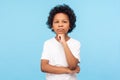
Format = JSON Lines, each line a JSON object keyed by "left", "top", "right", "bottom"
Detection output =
{"left": 58, "top": 22, "right": 63, "bottom": 27}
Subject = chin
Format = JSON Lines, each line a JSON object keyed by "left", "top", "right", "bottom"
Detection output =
{"left": 57, "top": 32, "right": 64, "bottom": 34}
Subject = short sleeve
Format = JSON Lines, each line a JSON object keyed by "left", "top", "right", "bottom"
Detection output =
{"left": 41, "top": 42, "right": 50, "bottom": 60}
{"left": 68, "top": 40, "right": 81, "bottom": 63}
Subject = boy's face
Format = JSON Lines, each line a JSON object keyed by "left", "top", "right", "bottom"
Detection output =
{"left": 52, "top": 13, "right": 70, "bottom": 35}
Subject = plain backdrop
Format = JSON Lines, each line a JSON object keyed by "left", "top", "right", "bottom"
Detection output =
{"left": 0, "top": 0, "right": 120, "bottom": 80}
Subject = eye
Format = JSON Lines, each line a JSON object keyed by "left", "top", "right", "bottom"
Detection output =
{"left": 63, "top": 21, "right": 67, "bottom": 23}
{"left": 54, "top": 21, "right": 59, "bottom": 23}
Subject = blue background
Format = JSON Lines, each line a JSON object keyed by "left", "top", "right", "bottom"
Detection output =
{"left": 0, "top": 0, "right": 120, "bottom": 80}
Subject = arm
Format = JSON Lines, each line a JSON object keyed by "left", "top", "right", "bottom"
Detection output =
{"left": 62, "top": 42, "right": 79, "bottom": 70}
{"left": 41, "top": 60, "right": 80, "bottom": 74}
{"left": 58, "top": 34, "right": 79, "bottom": 70}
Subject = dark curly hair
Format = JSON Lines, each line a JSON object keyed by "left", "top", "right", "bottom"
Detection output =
{"left": 46, "top": 4, "right": 76, "bottom": 33}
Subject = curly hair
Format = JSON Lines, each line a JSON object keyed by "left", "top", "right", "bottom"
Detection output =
{"left": 46, "top": 4, "right": 76, "bottom": 33}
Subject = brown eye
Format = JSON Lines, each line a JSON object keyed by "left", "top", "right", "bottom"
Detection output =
{"left": 54, "top": 21, "right": 59, "bottom": 23}
{"left": 63, "top": 21, "right": 67, "bottom": 23}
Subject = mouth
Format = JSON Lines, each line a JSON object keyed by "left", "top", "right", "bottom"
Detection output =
{"left": 57, "top": 29, "right": 64, "bottom": 31}
{"left": 57, "top": 29, "right": 64, "bottom": 33}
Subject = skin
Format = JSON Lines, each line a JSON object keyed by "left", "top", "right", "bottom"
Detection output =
{"left": 41, "top": 13, "right": 80, "bottom": 74}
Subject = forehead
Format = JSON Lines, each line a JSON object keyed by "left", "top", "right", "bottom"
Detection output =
{"left": 53, "top": 13, "right": 69, "bottom": 20}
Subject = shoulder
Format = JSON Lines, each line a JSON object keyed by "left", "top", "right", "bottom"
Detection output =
{"left": 44, "top": 37, "right": 55, "bottom": 45}
{"left": 68, "top": 38, "right": 81, "bottom": 47}
{"left": 70, "top": 38, "right": 80, "bottom": 44}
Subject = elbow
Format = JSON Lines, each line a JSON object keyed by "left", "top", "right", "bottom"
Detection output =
{"left": 68, "top": 62, "right": 78, "bottom": 70}
{"left": 68, "top": 65, "right": 77, "bottom": 70}
{"left": 41, "top": 67, "right": 44, "bottom": 72}
{"left": 41, "top": 65, "right": 46, "bottom": 72}
{"left": 41, "top": 60, "right": 48, "bottom": 72}
{"left": 41, "top": 67, "right": 45, "bottom": 72}
{"left": 41, "top": 62, "right": 46, "bottom": 72}
{"left": 69, "top": 60, "right": 79, "bottom": 70}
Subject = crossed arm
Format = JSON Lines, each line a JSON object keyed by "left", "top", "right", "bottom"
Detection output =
{"left": 41, "top": 60, "right": 80, "bottom": 74}
{"left": 41, "top": 34, "right": 80, "bottom": 74}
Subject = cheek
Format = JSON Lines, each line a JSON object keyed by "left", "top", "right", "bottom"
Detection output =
{"left": 66, "top": 25, "right": 70, "bottom": 30}
{"left": 64, "top": 27, "right": 70, "bottom": 33}
{"left": 52, "top": 27, "right": 57, "bottom": 32}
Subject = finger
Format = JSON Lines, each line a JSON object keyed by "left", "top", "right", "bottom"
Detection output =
{"left": 59, "top": 36, "right": 61, "bottom": 40}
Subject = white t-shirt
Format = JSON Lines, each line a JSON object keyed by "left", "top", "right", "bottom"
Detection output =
{"left": 41, "top": 37, "right": 81, "bottom": 80}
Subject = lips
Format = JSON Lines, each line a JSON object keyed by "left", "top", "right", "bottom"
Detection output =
{"left": 57, "top": 29, "right": 64, "bottom": 31}
{"left": 57, "top": 29, "right": 64, "bottom": 33}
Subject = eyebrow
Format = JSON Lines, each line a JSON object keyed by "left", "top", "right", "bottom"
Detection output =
{"left": 53, "top": 19, "right": 69, "bottom": 21}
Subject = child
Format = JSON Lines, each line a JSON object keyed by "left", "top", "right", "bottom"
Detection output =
{"left": 41, "top": 4, "right": 81, "bottom": 80}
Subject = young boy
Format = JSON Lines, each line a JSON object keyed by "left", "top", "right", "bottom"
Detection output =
{"left": 41, "top": 4, "right": 81, "bottom": 80}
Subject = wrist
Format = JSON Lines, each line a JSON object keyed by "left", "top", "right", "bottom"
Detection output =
{"left": 65, "top": 68, "right": 70, "bottom": 74}
{"left": 61, "top": 41, "right": 67, "bottom": 46}
{"left": 65, "top": 67, "right": 72, "bottom": 74}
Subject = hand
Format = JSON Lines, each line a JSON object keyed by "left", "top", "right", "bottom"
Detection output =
{"left": 66, "top": 66, "right": 80, "bottom": 74}
{"left": 72, "top": 65, "right": 80, "bottom": 73}
{"left": 57, "top": 34, "right": 66, "bottom": 43}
